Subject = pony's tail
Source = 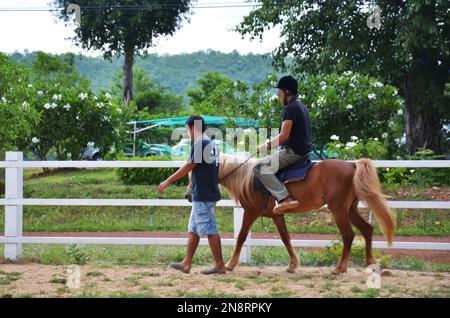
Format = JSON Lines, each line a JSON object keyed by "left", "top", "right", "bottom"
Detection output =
{"left": 353, "top": 159, "right": 395, "bottom": 246}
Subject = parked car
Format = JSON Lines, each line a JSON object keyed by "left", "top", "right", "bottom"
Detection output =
{"left": 123, "top": 141, "right": 173, "bottom": 157}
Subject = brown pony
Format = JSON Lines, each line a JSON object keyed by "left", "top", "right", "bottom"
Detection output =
{"left": 218, "top": 154, "right": 395, "bottom": 274}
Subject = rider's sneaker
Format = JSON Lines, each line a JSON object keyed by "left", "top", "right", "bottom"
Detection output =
{"left": 273, "top": 198, "right": 300, "bottom": 215}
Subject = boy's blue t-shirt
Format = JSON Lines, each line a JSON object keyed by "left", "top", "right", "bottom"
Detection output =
{"left": 188, "top": 136, "right": 221, "bottom": 202}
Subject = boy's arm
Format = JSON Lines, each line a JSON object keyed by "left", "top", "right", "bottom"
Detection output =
{"left": 157, "top": 162, "right": 197, "bottom": 194}
{"left": 257, "top": 120, "right": 293, "bottom": 152}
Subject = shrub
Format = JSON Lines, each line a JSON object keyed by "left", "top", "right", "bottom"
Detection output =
{"left": 116, "top": 156, "right": 189, "bottom": 185}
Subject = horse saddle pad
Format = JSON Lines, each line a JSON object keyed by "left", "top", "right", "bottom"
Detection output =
{"left": 253, "top": 159, "right": 316, "bottom": 196}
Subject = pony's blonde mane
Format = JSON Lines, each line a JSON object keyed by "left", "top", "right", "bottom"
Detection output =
{"left": 218, "top": 154, "right": 260, "bottom": 208}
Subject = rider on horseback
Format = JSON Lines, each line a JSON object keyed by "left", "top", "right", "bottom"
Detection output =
{"left": 254, "top": 75, "right": 313, "bottom": 215}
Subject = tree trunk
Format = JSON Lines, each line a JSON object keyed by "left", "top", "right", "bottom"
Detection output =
{"left": 404, "top": 72, "right": 442, "bottom": 155}
{"left": 123, "top": 48, "right": 134, "bottom": 105}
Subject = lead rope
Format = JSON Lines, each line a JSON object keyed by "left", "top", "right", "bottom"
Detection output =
{"left": 218, "top": 150, "right": 259, "bottom": 183}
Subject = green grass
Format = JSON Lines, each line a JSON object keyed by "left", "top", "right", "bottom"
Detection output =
{"left": 0, "top": 167, "right": 448, "bottom": 236}
{"left": 0, "top": 270, "right": 22, "bottom": 286}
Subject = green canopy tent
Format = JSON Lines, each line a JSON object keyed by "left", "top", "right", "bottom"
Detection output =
{"left": 126, "top": 116, "right": 260, "bottom": 157}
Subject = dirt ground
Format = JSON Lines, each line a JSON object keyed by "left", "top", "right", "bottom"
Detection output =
{"left": 0, "top": 264, "right": 448, "bottom": 298}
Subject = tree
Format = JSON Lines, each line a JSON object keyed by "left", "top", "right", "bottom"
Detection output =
{"left": 237, "top": 0, "right": 450, "bottom": 154}
{"left": 28, "top": 52, "right": 129, "bottom": 161}
{"left": 0, "top": 53, "right": 40, "bottom": 185}
{"left": 52, "top": 0, "right": 192, "bottom": 104}
{"left": 112, "top": 68, "right": 184, "bottom": 115}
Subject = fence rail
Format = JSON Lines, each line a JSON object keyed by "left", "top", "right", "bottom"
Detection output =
{"left": 1, "top": 151, "right": 450, "bottom": 262}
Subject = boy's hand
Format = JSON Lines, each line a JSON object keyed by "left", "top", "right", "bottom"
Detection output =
{"left": 157, "top": 180, "right": 170, "bottom": 194}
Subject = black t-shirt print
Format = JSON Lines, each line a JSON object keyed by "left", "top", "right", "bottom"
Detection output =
{"left": 280, "top": 99, "right": 313, "bottom": 156}
{"left": 188, "top": 136, "right": 221, "bottom": 202}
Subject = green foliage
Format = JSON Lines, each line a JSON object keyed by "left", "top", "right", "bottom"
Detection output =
{"left": 116, "top": 156, "right": 189, "bottom": 185}
{"left": 299, "top": 72, "right": 404, "bottom": 149}
{"left": 65, "top": 244, "right": 87, "bottom": 265}
{"left": 327, "top": 137, "right": 388, "bottom": 160}
{"left": 0, "top": 53, "right": 40, "bottom": 152}
{"left": 9, "top": 51, "right": 276, "bottom": 95}
{"left": 26, "top": 53, "right": 130, "bottom": 160}
{"left": 379, "top": 149, "right": 450, "bottom": 187}
{"left": 113, "top": 68, "right": 185, "bottom": 116}
{"left": 237, "top": 0, "right": 450, "bottom": 154}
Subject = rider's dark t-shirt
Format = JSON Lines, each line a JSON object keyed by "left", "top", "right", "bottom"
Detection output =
{"left": 188, "top": 136, "right": 221, "bottom": 202}
{"left": 281, "top": 99, "right": 313, "bottom": 156}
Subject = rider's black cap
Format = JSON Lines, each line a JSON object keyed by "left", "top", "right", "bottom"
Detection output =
{"left": 274, "top": 75, "right": 298, "bottom": 95}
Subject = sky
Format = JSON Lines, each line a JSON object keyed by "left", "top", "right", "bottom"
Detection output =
{"left": 0, "top": 0, "right": 282, "bottom": 56}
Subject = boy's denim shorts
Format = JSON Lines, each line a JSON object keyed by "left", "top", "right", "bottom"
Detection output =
{"left": 188, "top": 201, "right": 218, "bottom": 236}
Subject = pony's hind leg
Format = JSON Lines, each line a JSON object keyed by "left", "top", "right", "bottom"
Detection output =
{"left": 226, "top": 211, "right": 258, "bottom": 272}
{"left": 349, "top": 200, "right": 376, "bottom": 266}
{"left": 272, "top": 215, "right": 298, "bottom": 273}
{"left": 329, "top": 203, "right": 355, "bottom": 274}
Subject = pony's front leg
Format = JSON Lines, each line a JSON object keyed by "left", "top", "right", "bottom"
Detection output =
{"left": 226, "top": 211, "right": 258, "bottom": 271}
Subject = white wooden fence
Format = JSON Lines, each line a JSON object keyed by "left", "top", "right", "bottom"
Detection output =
{"left": 1, "top": 151, "right": 449, "bottom": 263}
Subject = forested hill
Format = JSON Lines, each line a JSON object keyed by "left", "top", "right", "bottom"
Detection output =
{"left": 8, "top": 50, "right": 275, "bottom": 94}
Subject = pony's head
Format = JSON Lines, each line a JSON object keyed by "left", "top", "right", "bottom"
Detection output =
{"left": 218, "top": 154, "right": 260, "bottom": 208}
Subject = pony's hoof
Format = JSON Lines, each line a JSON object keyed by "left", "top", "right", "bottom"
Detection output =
{"left": 226, "top": 266, "right": 235, "bottom": 272}
{"left": 286, "top": 268, "right": 296, "bottom": 274}
{"left": 331, "top": 268, "right": 347, "bottom": 275}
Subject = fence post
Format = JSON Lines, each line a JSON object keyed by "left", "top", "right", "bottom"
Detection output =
{"left": 4, "top": 151, "right": 23, "bottom": 261}
{"left": 233, "top": 207, "right": 251, "bottom": 263}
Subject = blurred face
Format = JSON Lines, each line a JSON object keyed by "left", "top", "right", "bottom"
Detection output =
{"left": 186, "top": 124, "right": 194, "bottom": 140}
{"left": 278, "top": 89, "right": 287, "bottom": 105}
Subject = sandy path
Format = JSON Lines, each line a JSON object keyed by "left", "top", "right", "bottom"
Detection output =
{"left": 0, "top": 264, "right": 448, "bottom": 298}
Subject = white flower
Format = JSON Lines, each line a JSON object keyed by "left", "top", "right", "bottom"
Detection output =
{"left": 27, "top": 84, "right": 33, "bottom": 88}
{"left": 350, "top": 136, "right": 358, "bottom": 141}
{"left": 44, "top": 103, "right": 51, "bottom": 109}
{"left": 368, "top": 93, "right": 376, "bottom": 100}
{"left": 37, "top": 91, "right": 43, "bottom": 96}
{"left": 63, "top": 104, "right": 71, "bottom": 110}
{"left": 67, "top": 153, "right": 72, "bottom": 159}
{"left": 94, "top": 96, "right": 98, "bottom": 100}
{"left": 381, "top": 132, "right": 388, "bottom": 139}
{"left": 102, "top": 116, "right": 110, "bottom": 122}
{"left": 105, "top": 93, "right": 112, "bottom": 99}
{"left": 298, "top": 94, "right": 305, "bottom": 99}
{"left": 321, "top": 85, "right": 327, "bottom": 91}
{"left": 317, "top": 96, "right": 326, "bottom": 106}
{"left": 374, "top": 137, "right": 379, "bottom": 141}
{"left": 335, "top": 144, "right": 341, "bottom": 148}
{"left": 1, "top": 96, "right": 7, "bottom": 103}
{"left": 32, "top": 137, "right": 40, "bottom": 144}
{"left": 270, "top": 95, "right": 278, "bottom": 101}
{"left": 373, "top": 81, "right": 383, "bottom": 88}
{"left": 51, "top": 102, "right": 57, "bottom": 109}
{"left": 258, "top": 111, "right": 263, "bottom": 117}
{"left": 87, "top": 141, "right": 95, "bottom": 148}
{"left": 79, "top": 93, "right": 88, "bottom": 100}
{"left": 116, "top": 108, "right": 122, "bottom": 114}
{"left": 319, "top": 81, "right": 326, "bottom": 86}
{"left": 346, "top": 142, "right": 356, "bottom": 148}
{"left": 52, "top": 94, "right": 62, "bottom": 101}
{"left": 343, "top": 70, "right": 352, "bottom": 76}
{"left": 393, "top": 89, "right": 398, "bottom": 96}
{"left": 110, "top": 147, "right": 116, "bottom": 154}
{"left": 394, "top": 138, "right": 400, "bottom": 144}
{"left": 22, "top": 101, "right": 29, "bottom": 109}
{"left": 397, "top": 109, "right": 403, "bottom": 116}
{"left": 330, "top": 135, "right": 340, "bottom": 141}
{"left": 76, "top": 115, "right": 80, "bottom": 120}
{"left": 346, "top": 104, "right": 353, "bottom": 110}
{"left": 349, "top": 83, "right": 355, "bottom": 88}
{"left": 410, "top": 169, "right": 415, "bottom": 173}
